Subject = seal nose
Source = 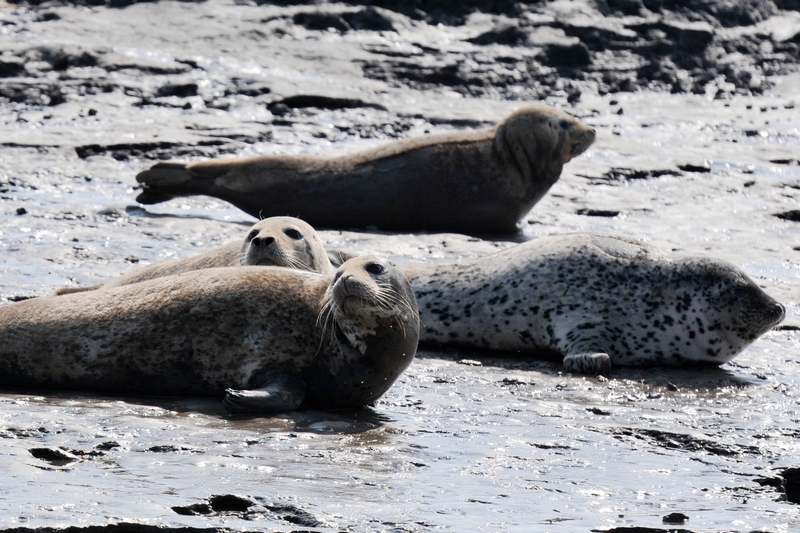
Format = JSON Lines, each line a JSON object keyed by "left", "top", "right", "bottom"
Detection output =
{"left": 773, "top": 301, "right": 786, "bottom": 324}
{"left": 252, "top": 236, "right": 274, "bottom": 247}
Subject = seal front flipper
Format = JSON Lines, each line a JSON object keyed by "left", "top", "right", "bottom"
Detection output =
{"left": 563, "top": 351, "right": 612, "bottom": 376}
{"left": 223, "top": 376, "right": 306, "bottom": 414}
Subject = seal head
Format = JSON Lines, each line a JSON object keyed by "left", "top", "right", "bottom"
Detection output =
{"left": 304, "top": 255, "right": 420, "bottom": 408}
{"left": 240, "top": 216, "right": 334, "bottom": 274}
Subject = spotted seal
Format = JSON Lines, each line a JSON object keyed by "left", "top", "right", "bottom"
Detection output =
{"left": 134, "top": 105, "right": 596, "bottom": 233}
{"left": 401, "top": 233, "right": 785, "bottom": 375}
{"left": 54, "top": 216, "right": 334, "bottom": 295}
{"left": 0, "top": 256, "right": 419, "bottom": 413}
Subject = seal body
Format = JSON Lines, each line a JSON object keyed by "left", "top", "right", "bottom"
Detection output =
{"left": 1, "top": 257, "right": 419, "bottom": 413}
{"left": 135, "top": 105, "right": 596, "bottom": 233}
{"left": 403, "top": 234, "right": 785, "bottom": 374}
{"left": 54, "top": 216, "right": 333, "bottom": 295}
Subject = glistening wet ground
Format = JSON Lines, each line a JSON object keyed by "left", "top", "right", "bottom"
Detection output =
{"left": 1, "top": 1, "right": 799, "bottom": 531}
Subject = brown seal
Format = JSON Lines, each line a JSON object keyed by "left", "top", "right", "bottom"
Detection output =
{"left": 54, "top": 216, "right": 333, "bottom": 295}
{"left": 1, "top": 256, "right": 419, "bottom": 414}
{"left": 135, "top": 105, "right": 596, "bottom": 233}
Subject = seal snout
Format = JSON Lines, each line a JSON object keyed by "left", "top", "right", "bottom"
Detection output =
{"left": 252, "top": 236, "right": 275, "bottom": 247}
{"left": 769, "top": 300, "right": 786, "bottom": 326}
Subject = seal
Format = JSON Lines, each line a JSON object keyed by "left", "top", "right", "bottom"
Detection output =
{"left": 54, "top": 216, "right": 334, "bottom": 295}
{"left": 0, "top": 256, "right": 419, "bottom": 414}
{"left": 135, "top": 105, "right": 596, "bottom": 233}
{"left": 401, "top": 233, "right": 785, "bottom": 375}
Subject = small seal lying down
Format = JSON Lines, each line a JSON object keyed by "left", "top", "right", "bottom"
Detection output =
{"left": 135, "top": 105, "right": 596, "bottom": 234}
{"left": 0, "top": 257, "right": 419, "bottom": 414}
{"left": 402, "top": 234, "right": 785, "bottom": 375}
{"left": 54, "top": 216, "right": 334, "bottom": 295}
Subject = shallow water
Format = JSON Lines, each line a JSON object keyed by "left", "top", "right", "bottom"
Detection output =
{"left": 1, "top": 2, "right": 800, "bottom": 531}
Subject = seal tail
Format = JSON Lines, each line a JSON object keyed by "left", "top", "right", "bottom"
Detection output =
{"left": 135, "top": 162, "right": 194, "bottom": 204}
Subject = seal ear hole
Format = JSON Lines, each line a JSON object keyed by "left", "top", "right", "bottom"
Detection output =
{"left": 365, "top": 263, "right": 385, "bottom": 275}
{"left": 284, "top": 228, "right": 303, "bottom": 240}
{"left": 246, "top": 230, "right": 259, "bottom": 242}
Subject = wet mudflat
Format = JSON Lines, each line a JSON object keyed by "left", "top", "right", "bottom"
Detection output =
{"left": 1, "top": 1, "right": 799, "bottom": 531}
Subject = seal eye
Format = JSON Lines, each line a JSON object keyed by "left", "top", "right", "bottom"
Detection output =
{"left": 284, "top": 228, "right": 303, "bottom": 240}
{"left": 246, "top": 230, "right": 259, "bottom": 242}
{"left": 365, "top": 263, "right": 385, "bottom": 275}
{"left": 559, "top": 119, "right": 572, "bottom": 130}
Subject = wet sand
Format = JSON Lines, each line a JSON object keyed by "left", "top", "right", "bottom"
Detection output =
{"left": 1, "top": 1, "right": 799, "bottom": 531}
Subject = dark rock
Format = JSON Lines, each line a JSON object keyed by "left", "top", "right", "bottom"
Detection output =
{"left": 264, "top": 502, "right": 323, "bottom": 527}
{"left": 468, "top": 23, "right": 530, "bottom": 46}
{"left": 585, "top": 168, "right": 682, "bottom": 182}
{"left": 36, "top": 11, "right": 61, "bottom": 22}
{"left": 225, "top": 79, "right": 271, "bottom": 98}
{"left": 609, "top": 427, "right": 763, "bottom": 456}
{"left": 0, "top": 82, "right": 65, "bottom": 106}
{"left": 156, "top": 82, "right": 198, "bottom": 98}
{"left": 643, "top": 0, "right": 664, "bottom": 11}
{"left": 342, "top": 6, "right": 396, "bottom": 31}
{"left": 780, "top": 467, "right": 800, "bottom": 503}
{"left": 268, "top": 94, "right": 387, "bottom": 111}
{"left": 75, "top": 140, "right": 233, "bottom": 161}
{"left": 662, "top": 512, "right": 689, "bottom": 524}
{"left": 754, "top": 475, "right": 785, "bottom": 489}
{"left": 29, "top": 447, "right": 77, "bottom": 466}
{"left": 664, "top": 21, "right": 714, "bottom": 54}
{"left": 209, "top": 494, "right": 254, "bottom": 513}
{"left": 678, "top": 162, "right": 711, "bottom": 173}
{"left": 293, "top": 11, "right": 351, "bottom": 32}
{"left": 172, "top": 502, "right": 213, "bottom": 516}
{"left": 775, "top": 210, "right": 800, "bottom": 222}
{"left": 30, "top": 45, "right": 99, "bottom": 71}
{"left": 669, "top": 0, "right": 778, "bottom": 28}
{"left": 15, "top": 207, "right": 26, "bottom": 215}
{"left": 5, "top": 295, "right": 34, "bottom": 302}
{"left": 577, "top": 208, "right": 620, "bottom": 217}
{"left": 590, "top": 526, "right": 694, "bottom": 533}
{"left": 0, "top": 57, "right": 25, "bottom": 77}
{"left": 606, "top": 0, "right": 645, "bottom": 16}
{"left": 543, "top": 42, "right": 592, "bottom": 67}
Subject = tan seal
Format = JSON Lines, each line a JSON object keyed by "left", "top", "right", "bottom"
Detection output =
{"left": 135, "top": 105, "right": 596, "bottom": 233}
{"left": 402, "top": 234, "right": 785, "bottom": 375}
{"left": 55, "top": 216, "right": 334, "bottom": 295}
{"left": 2, "top": 256, "right": 419, "bottom": 414}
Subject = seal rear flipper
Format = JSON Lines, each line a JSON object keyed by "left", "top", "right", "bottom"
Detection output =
{"left": 563, "top": 352, "right": 611, "bottom": 376}
{"left": 223, "top": 377, "right": 306, "bottom": 414}
{"left": 54, "top": 284, "right": 102, "bottom": 296}
{"left": 135, "top": 162, "right": 194, "bottom": 204}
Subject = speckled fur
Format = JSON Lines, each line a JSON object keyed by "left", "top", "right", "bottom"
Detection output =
{"left": 135, "top": 105, "right": 596, "bottom": 234}
{"left": 54, "top": 216, "right": 333, "bottom": 295}
{"left": 1, "top": 258, "right": 418, "bottom": 413}
{"left": 402, "top": 234, "right": 785, "bottom": 374}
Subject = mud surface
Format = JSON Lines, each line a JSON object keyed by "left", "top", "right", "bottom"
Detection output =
{"left": 1, "top": 0, "right": 799, "bottom": 531}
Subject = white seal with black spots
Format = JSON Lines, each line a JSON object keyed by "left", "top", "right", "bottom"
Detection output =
{"left": 402, "top": 234, "right": 785, "bottom": 375}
